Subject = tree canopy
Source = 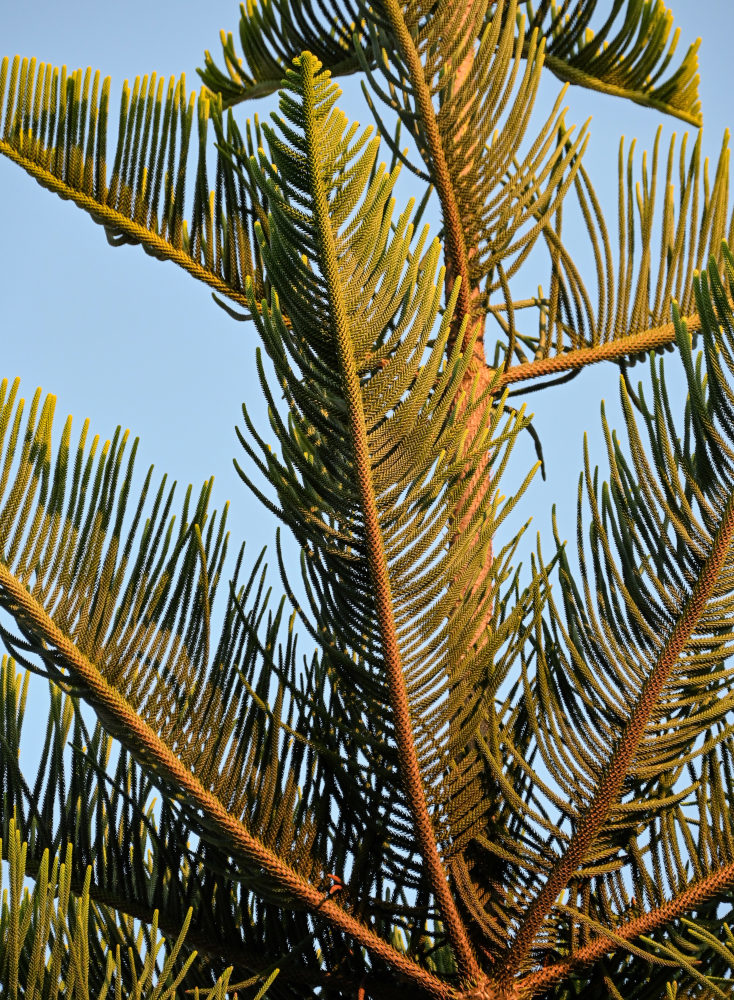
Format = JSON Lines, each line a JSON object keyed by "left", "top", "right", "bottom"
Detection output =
{"left": 2, "top": 3, "right": 734, "bottom": 999}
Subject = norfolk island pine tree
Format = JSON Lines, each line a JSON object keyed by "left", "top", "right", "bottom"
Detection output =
{"left": 3, "top": 2, "right": 734, "bottom": 998}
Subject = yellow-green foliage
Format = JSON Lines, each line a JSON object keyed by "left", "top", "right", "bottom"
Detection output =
{"left": 0, "top": 813, "right": 237, "bottom": 1000}
{"left": 3, "top": 2, "right": 734, "bottom": 999}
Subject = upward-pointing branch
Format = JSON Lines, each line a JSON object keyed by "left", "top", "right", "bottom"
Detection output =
{"left": 381, "top": 0, "right": 479, "bottom": 355}
{"left": 519, "top": 860, "right": 734, "bottom": 996}
{"left": 299, "top": 52, "right": 482, "bottom": 989}
{"left": 501, "top": 441, "right": 734, "bottom": 983}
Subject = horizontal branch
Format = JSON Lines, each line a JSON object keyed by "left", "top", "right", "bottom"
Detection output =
{"left": 519, "top": 860, "right": 734, "bottom": 996}
{"left": 493, "top": 312, "right": 702, "bottom": 394}
{"left": 0, "top": 563, "right": 454, "bottom": 1000}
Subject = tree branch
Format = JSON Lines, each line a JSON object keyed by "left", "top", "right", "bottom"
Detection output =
{"left": 17, "top": 843, "right": 428, "bottom": 1000}
{"left": 0, "top": 139, "right": 253, "bottom": 312}
{"left": 381, "top": 0, "right": 478, "bottom": 350}
{"left": 501, "top": 477, "right": 734, "bottom": 981}
{"left": 538, "top": 51, "right": 701, "bottom": 128}
{"left": 0, "top": 563, "right": 455, "bottom": 1000}
{"left": 493, "top": 312, "right": 703, "bottom": 394}
{"left": 519, "top": 861, "right": 734, "bottom": 996}
{"left": 299, "top": 53, "right": 481, "bottom": 989}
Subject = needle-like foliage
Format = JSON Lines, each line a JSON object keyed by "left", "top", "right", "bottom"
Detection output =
{"left": 2, "top": 2, "right": 734, "bottom": 999}
{"left": 200, "top": 0, "right": 701, "bottom": 125}
{"left": 0, "top": 56, "right": 265, "bottom": 313}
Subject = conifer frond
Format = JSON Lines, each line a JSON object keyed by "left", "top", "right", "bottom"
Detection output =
{"left": 0, "top": 656, "right": 410, "bottom": 996}
{"left": 0, "top": 377, "right": 304, "bottom": 872}
{"left": 199, "top": 0, "right": 700, "bottom": 130}
{"left": 226, "top": 51, "right": 545, "bottom": 980}
{"left": 0, "top": 378, "right": 455, "bottom": 997}
{"left": 3, "top": 3, "right": 730, "bottom": 997}
{"left": 0, "top": 656, "right": 290, "bottom": 992}
{"left": 523, "top": 869, "right": 734, "bottom": 996}
{"left": 0, "top": 57, "right": 262, "bottom": 311}
{"left": 456, "top": 248, "right": 734, "bottom": 983}
{"left": 199, "top": 0, "right": 369, "bottom": 106}
{"left": 200, "top": 1, "right": 699, "bottom": 373}
{"left": 523, "top": 0, "right": 701, "bottom": 127}
{"left": 361, "top": 0, "right": 590, "bottom": 328}
{"left": 494, "top": 127, "right": 733, "bottom": 384}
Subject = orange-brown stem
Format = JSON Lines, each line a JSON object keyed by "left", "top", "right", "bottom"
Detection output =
{"left": 519, "top": 861, "right": 734, "bottom": 996}
{"left": 381, "top": 0, "right": 477, "bottom": 348}
{"left": 300, "top": 54, "right": 481, "bottom": 987}
{"left": 502, "top": 479, "right": 734, "bottom": 982}
{"left": 493, "top": 313, "right": 701, "bottom": 394}
{"left": 0, "top": 563, "right": 455, "bottom": 1000}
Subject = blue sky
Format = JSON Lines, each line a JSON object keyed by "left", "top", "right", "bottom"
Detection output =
{"left": 1, "top": 3, "right": 734, "bottom": 720}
